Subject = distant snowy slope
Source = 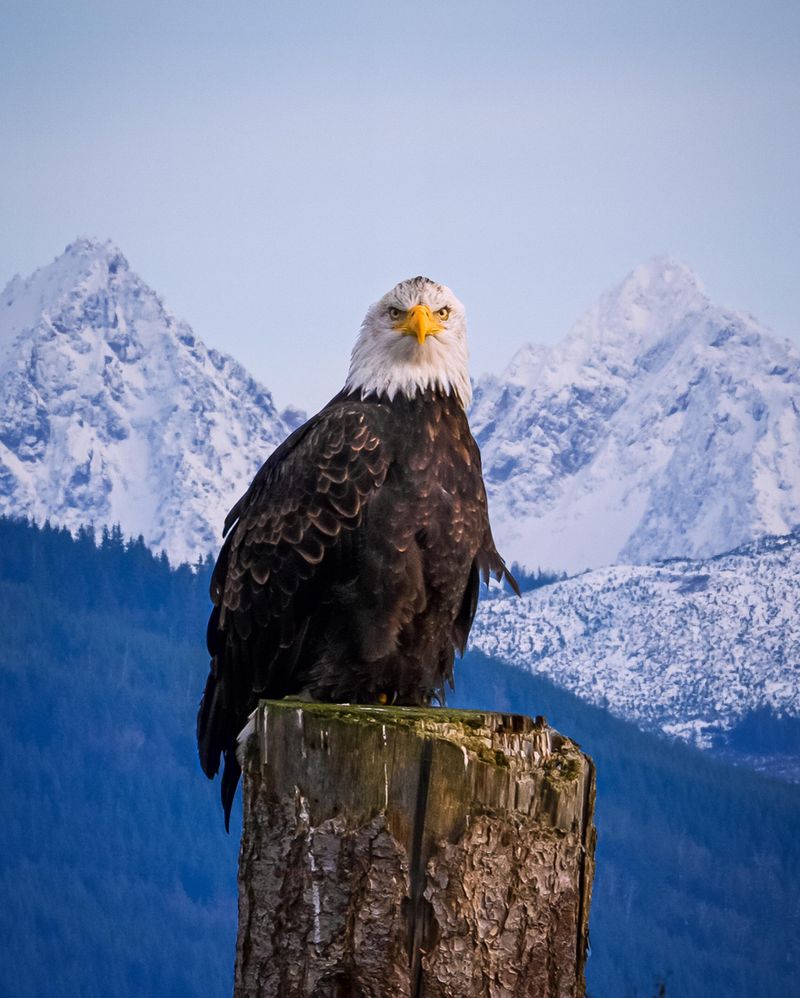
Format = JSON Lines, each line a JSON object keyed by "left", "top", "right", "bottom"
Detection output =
{"left": 0, "top": 238, "right": 289, "bottom": 563}
{"left": 471, "top": 530, "right": 800, "bottom": 750}
{"left": 473, "top": 258, "right": 800, "bottom": 572}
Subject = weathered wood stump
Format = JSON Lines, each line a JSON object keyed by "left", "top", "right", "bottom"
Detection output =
{"left": 235, "top": 701, "right": 595, "bottom": 998}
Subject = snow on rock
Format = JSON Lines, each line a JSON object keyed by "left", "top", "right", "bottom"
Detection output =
{"left": 472, "top": 257, "right": 800, "bottom": 572}
{"left": 279, "top": 405, "right": 308, "bottom": 432}
{"left": 471, "top": 530, "right": 800, "bottom": 748}
{"left": 0, "top": 238, "right": 290, "bottom": 564}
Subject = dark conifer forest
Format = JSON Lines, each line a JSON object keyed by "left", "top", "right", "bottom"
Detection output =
{"left": 1, "top": 516, "right": 798, "bottom": 997}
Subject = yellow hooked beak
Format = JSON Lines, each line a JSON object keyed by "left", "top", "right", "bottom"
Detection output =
{"left": 395, "top": 304, "right": 444, "bottom": 345}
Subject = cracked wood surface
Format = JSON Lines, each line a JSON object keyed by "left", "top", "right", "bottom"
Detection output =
{"left": 234, "top": 701, "right": 595, "bottom": 998}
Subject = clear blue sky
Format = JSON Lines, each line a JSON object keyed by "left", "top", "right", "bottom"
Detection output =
{"left": 2, "top": 0, "right": 798, "bottom": 412}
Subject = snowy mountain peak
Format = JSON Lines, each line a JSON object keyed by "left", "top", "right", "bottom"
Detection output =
{"left": 1, "top": 238, "right": 134, "bottom": 348}
{"left": 494, "top": 258, "right": 710, "bottom": 396}
{"left": 62, "top": 235, "right": 128, "bottom": 265}
{"left": 561, "top": 255, "right": 710, "bottom": 360}
{"left": 473, "top": 258, "right": 800, "bottom": 572}
{"left": 615, "top": 255, "right": 706, "bottom": 306}
{"left": 0, "top": 239, "right": 290, "bottom": 564}
{"left": 61, "top": 237, "right": 132, "bottom": 286}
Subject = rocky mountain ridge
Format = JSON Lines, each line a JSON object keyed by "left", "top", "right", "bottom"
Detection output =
{"left": 0, "top": 238, "right": 289, "bottom": 564}
{"left": 472, "top": 528, "right": 800, "bottom": 771}
{"left": 472, "top": 257, "right": 800, "bottom": 572}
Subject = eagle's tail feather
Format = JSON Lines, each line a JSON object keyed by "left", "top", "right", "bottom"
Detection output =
{"left": 197, "top": 667, "right": 224, "bottom": 779}
{"left": 503, "top": 563, "right": 521, "bottom": 596}
{"left": 221, "top": 748, "right": 241, "bottom": 833}
{"left": 476, "top": 547, "right": 521, "bottom": 597}
{"left": 198, "top": 668, "right": 243, "bottom": 832}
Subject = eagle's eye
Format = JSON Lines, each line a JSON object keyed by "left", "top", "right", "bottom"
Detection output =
{"left": 436, "top": 306, "right": 451, "bottom": 321}
{"left": 388, "top": 306, "right": 401, "bottom": 321}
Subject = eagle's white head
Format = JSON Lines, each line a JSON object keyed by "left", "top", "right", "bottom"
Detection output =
{"left": 345, "top": 276, "right": 471, "bottom": 407}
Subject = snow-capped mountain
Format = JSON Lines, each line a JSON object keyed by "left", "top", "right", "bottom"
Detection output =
{"left": 0, "top": 238, "right": 289, "bottom": 564}
{"left": 472, "top": 530, "right": 800, "bottom": 758}
{"left": 3, "top": 242, "right": 799, "bottom": 576}
{"left": 473, "top": 258, "right": 800, "bottom": 573}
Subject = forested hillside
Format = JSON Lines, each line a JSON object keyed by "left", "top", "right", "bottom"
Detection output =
{"left": 0, "top": 518, "right": 237, "bottom": 998}
{"left": 1, "top": 517, "right": 798, "bottom": 997}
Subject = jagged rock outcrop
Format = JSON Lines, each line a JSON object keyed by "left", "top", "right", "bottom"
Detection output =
{"left": 0, "top": 238, "right": 289, "bottom": 563}
{"left": 472, "top": 258, "right": 800, "bottom": 572}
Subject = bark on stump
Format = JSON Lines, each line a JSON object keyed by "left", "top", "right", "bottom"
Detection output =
{"left": 235, "top": 701, "right": 595, "bottom": 998}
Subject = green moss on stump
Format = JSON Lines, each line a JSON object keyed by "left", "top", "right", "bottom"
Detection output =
{"left": 263, "top": 699, "right": 580, "bottom": 779}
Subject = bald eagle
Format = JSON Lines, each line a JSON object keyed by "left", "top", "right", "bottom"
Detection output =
{"left": 198, "top": 277, "right": 518, "bottom": 826}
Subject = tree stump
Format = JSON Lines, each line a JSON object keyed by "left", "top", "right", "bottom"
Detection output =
{"left": 234, "top": 701, "right": 595, "bottom": 998}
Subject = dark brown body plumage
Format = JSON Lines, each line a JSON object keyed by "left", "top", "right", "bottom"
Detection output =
{"left": 198, "top": 387, "right": 516, "bottom": 825}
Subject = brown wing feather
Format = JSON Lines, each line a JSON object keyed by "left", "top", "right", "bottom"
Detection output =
{"left": 197, "top": 401, "right": 391, "bottom": 826}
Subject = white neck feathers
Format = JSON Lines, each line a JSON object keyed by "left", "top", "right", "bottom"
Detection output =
{"left": 345, "top": 318, "right": 472, "bottom": 408}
